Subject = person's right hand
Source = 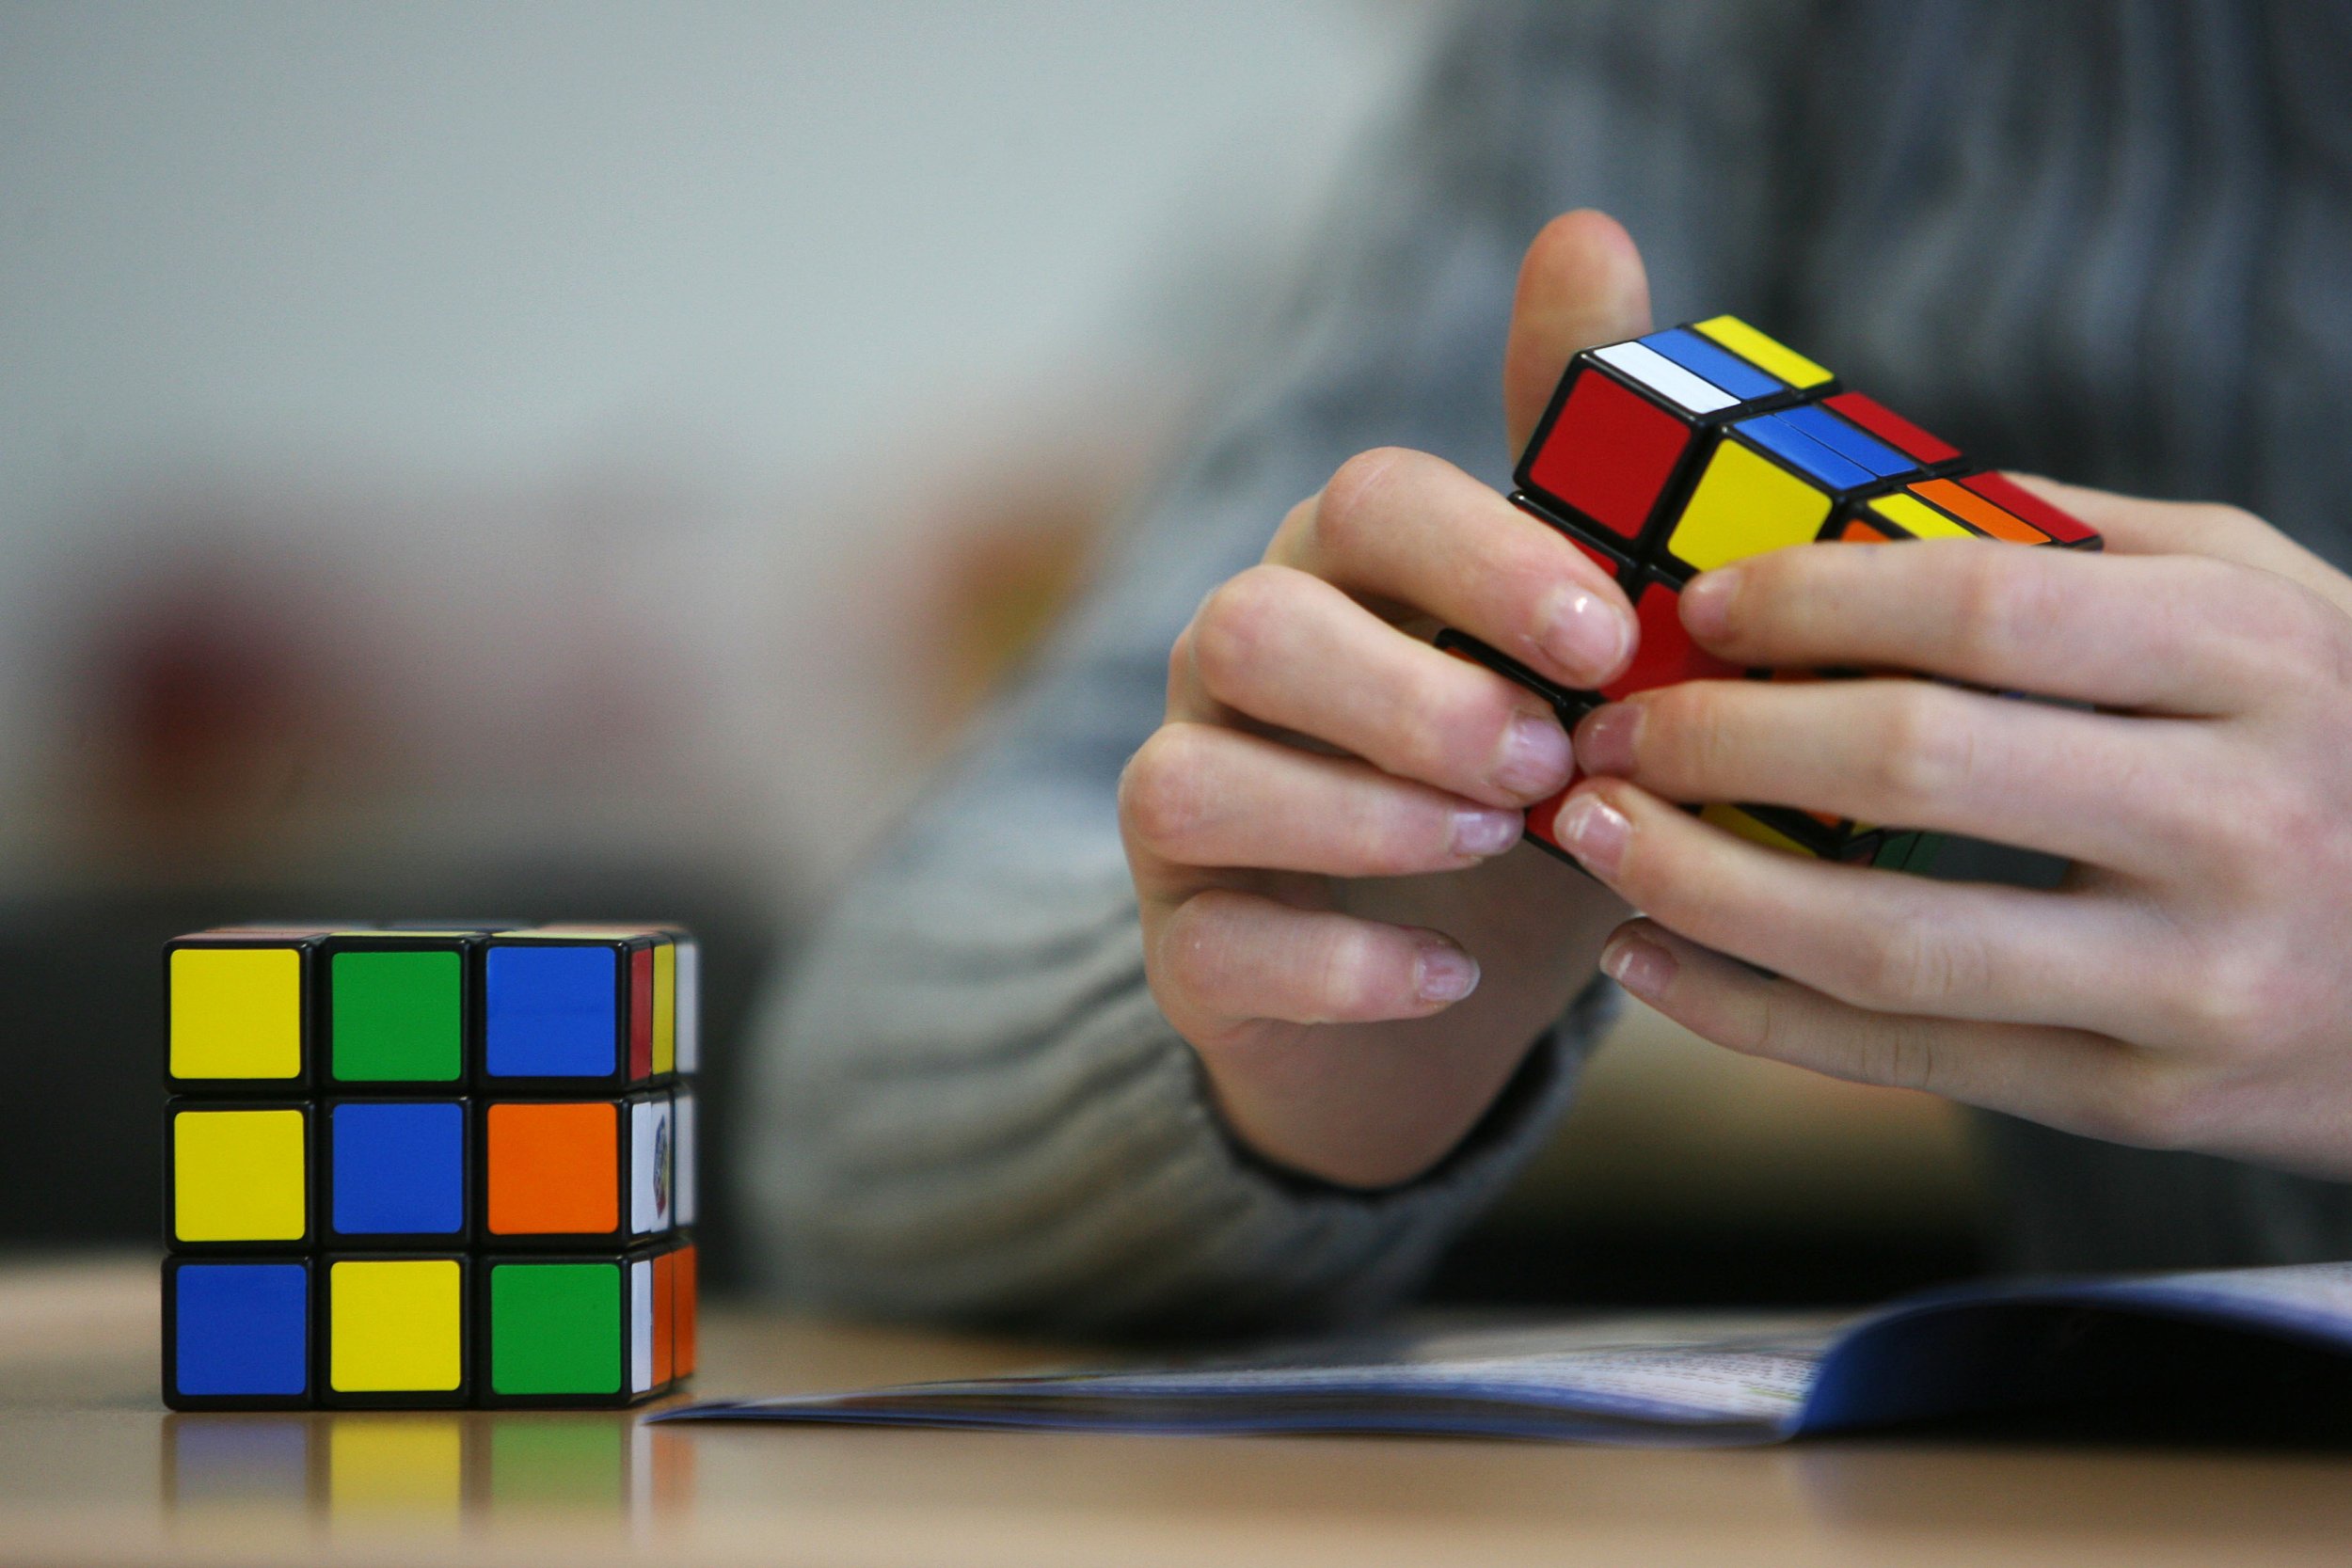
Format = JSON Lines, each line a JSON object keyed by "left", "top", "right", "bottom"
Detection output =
{"left": 1117, "top": 211, "right": 1653, "bottom": 1188}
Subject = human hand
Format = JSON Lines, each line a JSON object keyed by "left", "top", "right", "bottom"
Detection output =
{"left": 1118, "top": 211, "right": 1649, "bottom": 1187}
{"left": 1560, "top": 484, "right": 2352, "bottom": 1177}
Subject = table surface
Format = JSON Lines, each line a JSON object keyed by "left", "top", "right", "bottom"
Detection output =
{"left": 8, "top": 1257, "right": 2352, "bottom": 1567}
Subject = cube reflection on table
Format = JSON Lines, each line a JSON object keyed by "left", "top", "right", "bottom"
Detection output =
{"left": 160, "top": 922, "right": 700, "bottom": 1410}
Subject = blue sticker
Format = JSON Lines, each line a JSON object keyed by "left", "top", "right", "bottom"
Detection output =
{"left": 485, "top": 945, "right": 617, "bottom": 1077}
{"left": 332, "top": 1101, "right": 465, "bottom": 1235}
{"left": 1639, "top": 328, "right": 1786, "bottom": 402}
{"left": 1776, "top": 404, "right": 1916, "bottom": 479}
{"left": 1737, "top": 415, "right": 1877, "bottom": 492}
{"left": 175, "top": 1262, "right": 309, "bottom": 1397}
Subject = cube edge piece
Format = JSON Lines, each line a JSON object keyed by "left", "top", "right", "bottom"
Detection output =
{"left": 318, "top": 1252, "right": 471, "bottom": 1410}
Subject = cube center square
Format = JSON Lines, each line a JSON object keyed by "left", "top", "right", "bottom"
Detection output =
{"left": 485, "top": 943, "right": 620, "bottom": 1080}
{"left": 328, "top": 945, "right": 463, "bottom": 1085}
{"left": 330, "top": 1101, "right": 467, "bottom": 1240}
{"left": 1472, "top": 314, "right": 2102, "bottom": 873}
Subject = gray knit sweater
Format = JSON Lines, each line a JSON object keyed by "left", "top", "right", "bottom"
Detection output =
{"left": 743, "top": 0, "right": 2352, "bottom": 1335}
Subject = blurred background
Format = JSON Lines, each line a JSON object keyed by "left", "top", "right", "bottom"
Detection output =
{"left": 1, "top": 1, "right": 1989, "bottom": 1306}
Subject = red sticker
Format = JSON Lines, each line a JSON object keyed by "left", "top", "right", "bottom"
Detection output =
{"left": 1524, "top": 369, "right": 1692, "bottom": 541}
{"left": 1824, "top": 390, "right": 1961, "bottom": 466}
{"left": 1600, "top": 580, "right": 1742, "bottom": 701}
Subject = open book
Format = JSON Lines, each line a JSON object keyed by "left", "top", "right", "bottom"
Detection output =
{"left": 660, "top": 1262, "right": 2352, "bottom": 1444}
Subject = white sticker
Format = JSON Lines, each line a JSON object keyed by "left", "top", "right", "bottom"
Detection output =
{"left": 674, "top": 940, "right": 700, "bottom": 1075}
{"left": 630, "top": 1095, "right": 674, "bottom": 1236}
{"left": 673, "top": 1090, "right": 697, "bottom": 1228}
{"left": 1592, "top": 341, "right": 1738, "bottom": 416}
{"left": 629, "top": 1258, "right": 654, "bottom": 1394}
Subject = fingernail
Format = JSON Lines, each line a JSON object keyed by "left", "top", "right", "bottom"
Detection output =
{"left": 1555, "top": 792, "right": 1631, "bottom": 879}
{"left": 1575, "top": 704, "right": 1641, "bottom": 776}
{"left": 1681, "top": 568, "right": 1742, "bottom": 641}
{"left": 1602, "top": 932, "right": 1676, "bottom": 1001}
{"left": 1450, "top": 806, "right": 1523, "bottom": 859}
{"left": 1415, "top": 942, "right": 1480, "bottom": 1004}
{"left": 1539, "top": 586, "right": 1630, "bottom": 686}
{"left": 1494, "top": 712, "right": 1573, "bottom": 796}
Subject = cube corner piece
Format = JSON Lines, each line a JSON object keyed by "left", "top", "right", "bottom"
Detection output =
{"left": 165, "top": 929, "right": 328, "bottom": 1094}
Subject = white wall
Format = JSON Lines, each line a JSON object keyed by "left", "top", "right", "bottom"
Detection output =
{"left": 0, "top": 2, "right": 1446, "bottom": 894}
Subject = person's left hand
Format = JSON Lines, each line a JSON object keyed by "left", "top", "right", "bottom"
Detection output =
{"left": 1550, "top": 482, "right": 2352, "bottom": 1179}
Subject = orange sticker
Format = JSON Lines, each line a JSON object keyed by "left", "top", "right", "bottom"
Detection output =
{"left": 486, "top": 1101, "right": 618, "bottom": 1235}
{"left": 1909, "top": 479, "right": 2049, "bottom": 545}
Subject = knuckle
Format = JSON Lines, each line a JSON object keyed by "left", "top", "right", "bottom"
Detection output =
{"left": 1165, "top": 626, "right": 1196, "bottom": 702}
{"left": 2256, "top": 581, "right": 2352, "bottom": 690}
{"left": 2173, "top": 944, "right": 2287, "bottom": 1056}
{"left": 1644, "top": 684, "right": 1736, "bottom": 788}
{"left": 2195, "top": 502, "right": 2268, "bottom": 546}
{"left": 2099, "top": 1060, "right": 2213, "bottom": 1150}
{"left": 1152, "top": 894, "right": 1228, "bottom": 1001}
{"left": 1947, "top": 548, "right": 2057, "bottom": 668}
{"left": 1868, "top": 686, "right": 1970, "bottom": 812}
{"left": 1836, "top": 913, "right": 1983, "bottom": 1013}
{"left": 1854, "top": 1025, "right": 1944, "bottom": 1097}
{"left": 1189, "top": 567, "right": 1293, "bottom": 698}
{"left": 1312, "top": 927, "right": 1406, "bottom": 1021}
{"left": 1311, "top": 448, "right": 1411, "bottom": 557}
{"left": 1118, "top": 726, "right": 1214, "bottom": 855}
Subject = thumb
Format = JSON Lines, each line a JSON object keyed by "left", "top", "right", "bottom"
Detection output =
{"left": 1502, "top": 210, "right": 1653, "bottom": 456}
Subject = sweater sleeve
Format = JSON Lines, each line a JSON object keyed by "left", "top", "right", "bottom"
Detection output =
{"left": 737, "top": 0, "right": 1816, "bottom": 1337}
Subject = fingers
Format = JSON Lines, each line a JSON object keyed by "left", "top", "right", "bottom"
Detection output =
{"left": 1152, "top": 887, "right": 1479, "bottom": 1029}
{"left": 1269, "top": 448, "right": 1634, "bottom": 689}
{"left": 1502, "top": 210, "right": 1653, "bottom": 454}
{"left": 1595, "top": 920, "right": 2163, "bottom": 1148}
{"left": 1679, "top": 536, "right": 2334, "bottom": 715}
{"left": 2008, "top": 474, "right": 2352, "bottom": 618}
{"left": 1546, "top": 779, "right": 2168, "bottom": 1036}
{"left": 1120, "top": 721, "right": 1525, "bottom": 886}
{"left": 1172, "top": 565, "right": 1574, "bottom": 806}
{"left": 1571, "top": 677, "right": 2226, "bottom": 879}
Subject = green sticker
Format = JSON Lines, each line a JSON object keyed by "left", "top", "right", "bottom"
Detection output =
{"left": 490, "top": 1263, "right": 621, "bottom": 1395}
{"left": 331, "top": 950, "right": 462, "bottom": 1082}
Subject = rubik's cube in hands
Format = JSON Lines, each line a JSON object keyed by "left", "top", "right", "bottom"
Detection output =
{"left": 1444, "top": 315, "right": 2101, "bottom": 870}
{"left": 162, "top": 924, "right": 700, "bottom": 1410}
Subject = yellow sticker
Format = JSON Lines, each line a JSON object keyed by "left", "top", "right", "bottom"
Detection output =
{"left": 1700, "top": 804, "right": 1820, "bottom": 857}
{"left": 330, "top": 1259, "right": 463, "bottom": 1392}
{"left": 1867, "top": 492, "right": 1974, "bottom": 540}
{"left": 174, "top": 1108, "right": 308, "bottom": 1242}
{"left": 1692, "top": 315, "right": 1835, "bottom": 388}
{"left": 170, "top": 947, "right": 302, "bottom": 1081}
{"left": 652, "top": 940, "right": 676, "bottom": 1076}
{"left": 1668, "top": 442, "right": 1832, "bottom": 571}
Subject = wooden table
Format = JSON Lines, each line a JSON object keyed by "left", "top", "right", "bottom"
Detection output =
{"left": 8, "top": 1256, "right": 2352, "bottom": 1566}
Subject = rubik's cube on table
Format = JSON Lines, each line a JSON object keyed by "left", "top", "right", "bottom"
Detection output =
{"left": 1443, "top": 314, "right": 2102, "bottom": 871}
{"left": 162, "top": 923, "right": 700, "bottom": 1411}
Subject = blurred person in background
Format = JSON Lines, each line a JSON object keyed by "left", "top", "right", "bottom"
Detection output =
{"left": 747, "top": 0, "right": 2352, "bottom": 1334}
